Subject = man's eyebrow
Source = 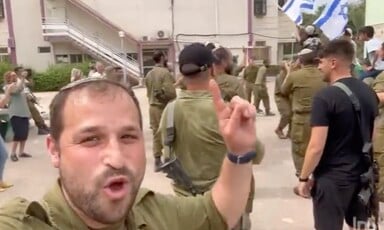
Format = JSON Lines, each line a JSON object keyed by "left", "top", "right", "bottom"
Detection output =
{"left": 75, "top": 125, "right": 141, "bottom": 134}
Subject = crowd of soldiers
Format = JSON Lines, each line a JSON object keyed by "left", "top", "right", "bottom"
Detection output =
{"left": 143, "top": 23, "right": 384, "bottom": 229}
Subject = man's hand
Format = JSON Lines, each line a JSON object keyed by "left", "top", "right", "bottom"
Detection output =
{"left": 294, "top": 179, "right": 313, "bottom": 199}
{"left": 209, "top": 79, "right": 256, "bottom": 155}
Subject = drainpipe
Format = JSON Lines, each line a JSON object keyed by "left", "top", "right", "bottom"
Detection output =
{"left": 40, "top": 0, "right": 46, "bottom": 23}
{"left": 171, "top": 0, "right": 176, "bottom": 78}
{"left": 138, "top": 43, "right": 143, "bottom": 77}
{"left": 4, "top": 0, "right": 17, "bottom": 65}
{"left": 215, "top": 0, "right": 219, "bottom": 34}
{"left": 247, "top": 0, "right": 254, "bottom": 46}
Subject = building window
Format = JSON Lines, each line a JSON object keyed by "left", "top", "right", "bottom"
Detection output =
{"left": 0, "top": 55, "right": 10, "bottom": 62}
{"left": 255, "top": 41, "right": 266, "bottom": 47}
{"left": 0, "top": 47, "right": 7, "bottom": 54}
{"left": 70, "top": 54, "right": 83, "bottom": 63}
{"left": 0, "top": 0, "right": 4, "bottom": 19}
{"left": 254, "top": 0, "right": 267, "bottom": 16}
{"left": 55, "top": 55, "right": 69, "bottom": 64}
{"left": 282, "top": 42, "right": 300, "bottom": 57}
{"left": 127, "top": 53, "right": 138, "bottom": 61}
{"left": 38, "top": 46, "right": 51, "bottom": 53}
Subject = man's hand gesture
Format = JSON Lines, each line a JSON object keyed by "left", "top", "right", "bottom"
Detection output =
{"left": 209, "top": 79, "right": 256, "bottom": 155}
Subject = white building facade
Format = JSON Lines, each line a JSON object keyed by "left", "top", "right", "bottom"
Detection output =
{"left": 0, "top": 0, "right": 296, "bottom": 76}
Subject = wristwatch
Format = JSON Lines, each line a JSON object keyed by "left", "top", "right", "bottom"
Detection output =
{"left": 299, "top": 177, "right": 309, "bottom": 182}
{"left": 226, "top": 151, "right": 257, "bottom": 164}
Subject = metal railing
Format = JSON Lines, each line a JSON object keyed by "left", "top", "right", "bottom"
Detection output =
{"left": 42, "top": 18, "right": 140, "bottom": 77}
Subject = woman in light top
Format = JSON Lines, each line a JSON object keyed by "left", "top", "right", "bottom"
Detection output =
{"left": 70, "top": 68, "right": 84, "bottom": 82}
{"left": 3, "top": 71, "right": 31, "bottom": 162}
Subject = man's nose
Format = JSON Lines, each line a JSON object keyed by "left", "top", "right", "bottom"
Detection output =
{"left": 102, "top": 138, "right": 125, "bottom": 169}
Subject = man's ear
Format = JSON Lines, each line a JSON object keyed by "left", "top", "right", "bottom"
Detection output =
{"left": 46, "top": 134, "right": 60, "bottom": 168}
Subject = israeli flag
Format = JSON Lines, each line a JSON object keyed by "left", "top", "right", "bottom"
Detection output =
{"left": 300, "top": 0, "right": 316, "bottom": 14}
{"left": 314, "top": 0, "right": 349, "bottom": 40}
{"left": 282, "top": 0, "right": 316, "bottom": 25}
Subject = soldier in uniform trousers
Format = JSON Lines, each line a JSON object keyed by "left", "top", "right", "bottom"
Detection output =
{"left": 274, "top": 60, "right": 292, "bottom": 139}
{"left": 254, "top": 60, "right": 275, "bottom": 116}
{"left": 281, "top": 49, "right": 326, "bottom": 176}
{"left": 157, "top": 43, "right": 265, "bottom": 230}
{"left": 145, "top": 51, "right": 176, "bottom": 171}
{"left": 373, "top": 71, "right": 384, "bottom": 203}
{"left": 243, "top": 57, "right": 259, "bottom": 104}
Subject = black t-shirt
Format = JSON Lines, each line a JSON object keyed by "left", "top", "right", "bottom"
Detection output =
{"left": 311, "top": 77, "right": 378, "bottom": 184}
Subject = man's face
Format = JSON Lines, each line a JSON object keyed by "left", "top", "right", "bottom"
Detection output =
{"left": 358, "top": 33, "right": 369, "bottom": 42}
{"left": 318, "top": 57, "right": 333, "bottom": 82}
{"left": 47, "top": 87, "right": 145, "bottom": 226}
{"left": 96, "top": 64, "right": 105, "bottom": 73}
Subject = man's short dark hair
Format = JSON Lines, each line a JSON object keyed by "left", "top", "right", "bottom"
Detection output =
{"left": 213, "top": 47, "right": 230, "bottom": 64}
{"left": 14, "top": 66, "right": 23, "bottom": 73}
{"left": 299, "top": 52, "right": 318, "bottom": 66}
{"left": 319, "top": 39, "right": 355, "bottom": 63}
{"left": 359, "top": 26, "right": 375, "bottom": 38}
{"left": 49, "top": 79, "right": 142, "bottom": 141}
{"left": 153, "top": 51, "right": 165, "bottom": 63}
{"left": 206, "top": 43, "right": 216, "bottom": 51}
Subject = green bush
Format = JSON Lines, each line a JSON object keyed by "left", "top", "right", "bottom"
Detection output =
{"left": 34, "top": 62, "right": 90, "bottom": 92}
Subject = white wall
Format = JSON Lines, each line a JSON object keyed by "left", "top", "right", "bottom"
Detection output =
{"left": 12, "top": 0, "right": 53, "bottom": 71}
{"left": 0, "top": 8, "right": 9, "bottom": 47}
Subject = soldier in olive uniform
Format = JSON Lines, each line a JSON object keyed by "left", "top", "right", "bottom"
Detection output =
{"left": 0, "top": 77, "right": 257, "bottom": 229}
{"left": 372, "top": 72, "right": 384, "bottom": 201}
{"left": 243, "top": 58, "right": 259, "bottom": 103}
{"left": 281, "top": 49, "right": 326, "bottom": 175}
{"left": 157, "top": 43, "right": 264, "bottom": 230}
{"left": 212, "top": 47, "right": 246, "bottom": 102}
{"left": 145, "top": 51, "right": 176, "bottom": 171}
{"left": 254, "top": 60, "right": 275, "bottom": 116}
{"left": 274, "top": 60, "right": 292, "bottom": 139}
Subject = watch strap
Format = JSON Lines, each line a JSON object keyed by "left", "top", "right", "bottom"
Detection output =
{"left": 226, "top": 151, "right": 256, "bottom": 164}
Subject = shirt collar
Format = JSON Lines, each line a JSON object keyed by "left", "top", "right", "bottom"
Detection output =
{"left": 41, "top": 180, "right": 131, "bottom": 230}
{"left": 178, "top": 90, "right": 213, "bottom": 99}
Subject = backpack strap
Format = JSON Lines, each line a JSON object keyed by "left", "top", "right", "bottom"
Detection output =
{"left": 333, "top": 82, "right": 372, "bottom": 154}
{"left": 163, "top": 100, "right": 176, "bottom": 159}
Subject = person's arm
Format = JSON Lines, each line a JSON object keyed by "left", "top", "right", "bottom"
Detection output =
{"left": 296, "top": 95, "right": 329, "bottom": 198}
{"left": 209, "top": 79, "right": 256, "bottom": 228}
{"left": 281, "top": 72, "right": 293, "bottom": 96}
{"left": 255, "top": 67, "right": 266, "bottom": 84}
{"left": 378, "top": 92, "right": 384, "bottom": 103}
{"left": 9, "top": 77, "right": 25, "bottom": 94}
{"left": 0, "top": 87, "right": 12, "bottom": 108}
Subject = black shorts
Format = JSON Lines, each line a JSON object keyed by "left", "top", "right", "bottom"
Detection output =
{"left": 10, "top": 116, "right": 29, "bottom": 141}
{"left": 311, "top": 177, "right": 368, "bottom": 230}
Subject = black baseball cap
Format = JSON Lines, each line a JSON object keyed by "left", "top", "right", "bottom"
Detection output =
{"left": 179, "top": 43, "right": 216, "bottom": 77}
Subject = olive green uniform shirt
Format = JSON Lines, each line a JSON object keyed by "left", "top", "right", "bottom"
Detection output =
{"left": 243, "top": 65, "right": 259, "bottom": 84}
{"left": 255, "top": 66, "right": 267, "bottom": 86}
{"left": 275, "top": 69, "right": 287, "bottom": 96}
{"left": 373, "top": 73, "right": 384, "bottom": 153}
{"left": 0, "top": 181, "right": 226, "bottom": 230}
{"left": 215, "top": 73, "right": 246, "bottom": 101}
{"left": 145, "top": 65, "right": 176, "bottom": 106}
{"left": 158, "top": 90, "right": 264, "bottom": 195}
{"left": 281, "top": 66, "right": 326, "bottom": 114}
